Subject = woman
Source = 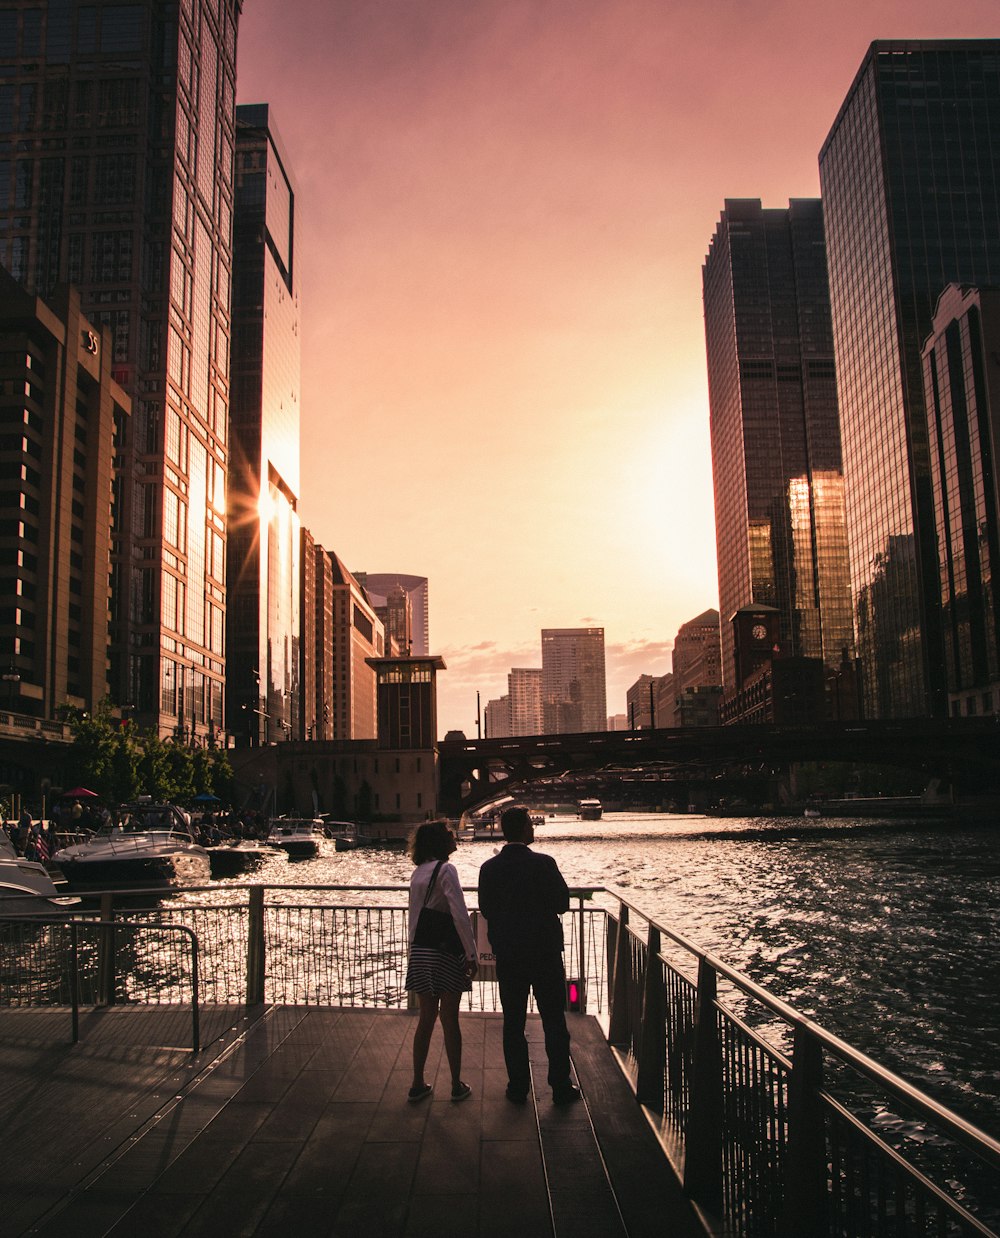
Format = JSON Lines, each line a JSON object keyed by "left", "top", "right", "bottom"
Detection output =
{"left": 405, "top": 820, "right": 478, "bottom": 1102}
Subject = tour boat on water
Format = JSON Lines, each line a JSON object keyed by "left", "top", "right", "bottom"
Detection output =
{"left": 0, "top": 831, "right": 80, "bottom": 913}
{"left": 578, "top": 798, "right": 603, "bottom": 821}
{"left": 51, "top": 801, "right": 211, "bottom": 888}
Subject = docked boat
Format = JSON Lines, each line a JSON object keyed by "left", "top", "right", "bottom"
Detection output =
{"left": 578, "top": 798, "right": 603, "bottom": 821}
{"left": 323, "top": 821, "right": 359, "bottom": 851}
{"left": 205, "top": 840, "right": 271, "bottom": 878}
{"left": 0, "top": 831, "right": 80, "bottom": 914}
{"left": 51, "top": 802, "right": 211, "bottom": 888}
{"left": 267, "top": 819, "right": 325, "bottom": 859}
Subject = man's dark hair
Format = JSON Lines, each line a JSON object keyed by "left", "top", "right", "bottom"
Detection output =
{"left": 500, "top": 806, "right": 531, "bottom": 841}
{"left": 408, "top": 819, "right": 454, "bottom": 864}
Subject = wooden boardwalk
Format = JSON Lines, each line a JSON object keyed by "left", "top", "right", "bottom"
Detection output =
{"left": 0, "top": 1005, "right": 705, "bottom": 1238}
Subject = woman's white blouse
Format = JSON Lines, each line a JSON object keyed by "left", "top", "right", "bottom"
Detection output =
{"left": 408, "top": 859, "right": 476, "bottom": 958}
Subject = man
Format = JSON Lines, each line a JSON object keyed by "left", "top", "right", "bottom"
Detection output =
{"left": 478, "top": 805, "right": 581, "bottom": 1105}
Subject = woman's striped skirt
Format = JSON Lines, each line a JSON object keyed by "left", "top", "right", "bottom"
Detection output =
{"left": 405, "top": 945, "right": 471, "bottom": 994}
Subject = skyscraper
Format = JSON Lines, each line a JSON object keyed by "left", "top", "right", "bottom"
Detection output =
{"left": 541, "top": 628, "right": 607, "bottom": 734}
{"left": 0, "top": 0, "right": 241, "bottom": 739}
{"left": 227, "top": 103, "right": 301, "bottom": 744}
{"left": 508, "top": 667, "right": 543, "bottom": 735}
{"left": 819, "top": 41, "right": 1000, "bottom": 718}
{"left": 0, "top": 271, "right": 128, "bottom": 719}
{"left": 921, "top": 285, "right": 1000, "bottom": 718}
{"left": 703, "top": 199, "right": 853, "bottom": 704}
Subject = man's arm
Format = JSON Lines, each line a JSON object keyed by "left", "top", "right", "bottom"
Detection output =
{"left": 541, "top": 854, "right": 570, "bottom": 914}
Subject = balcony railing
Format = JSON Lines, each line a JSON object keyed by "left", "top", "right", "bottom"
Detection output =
{"left": 1, "top": 883, "right": 997, "bottom": 1237}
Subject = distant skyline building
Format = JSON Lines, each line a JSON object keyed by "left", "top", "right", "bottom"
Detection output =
{"left": 356, "top": 573, "right": 429, "bottom": 656}
{"left": 327, "top": 550, "right": 383, "bottom": 741}
{"left": 671, "top": 608, "right": 723, "bottom": 726}
{"left": 626, "top": 674, "right": 654, "bottom": 730}
{"left": 921, "top": 285, "right": 1000, "bottom": 718}
{"left": 819, "top": 40, "right": 1000, "bottom": 718}
{"left": 703, "top": 198, "right": 854, "bottom": 709}
{"left": 541, "top": 627, "right": 607, "bottom": 733}
{"left": 0, "top": 272, "right": 128, "bottom": 720}
{"left": 0, "top": 0, "right": 242, "bottom": 738}
{"left": 484, "top": 695, "right": 511, "bottom": 739}
{"left": 227, "top": 104, "right": 301, "bottom": 744}
{"left": 508, "top": 667, "right": 543, "bottom": 736}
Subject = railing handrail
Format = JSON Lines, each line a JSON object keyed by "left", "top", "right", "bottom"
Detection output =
{"left": 606, "top": 887, "right": 1000, "bottom": 1168}
{"left": 0, "top": 913, "right": 200, "bottom": 1053}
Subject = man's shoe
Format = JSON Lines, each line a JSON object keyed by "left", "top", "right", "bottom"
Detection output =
{"left": 552, "top": 1085, "right": 582, "bottom": 1106}
{"left": 505, "top": 1086, "right": 528, "bottom": 1104}
{"left": 451, "top": 1081, "right": 472, "bottom": 1102}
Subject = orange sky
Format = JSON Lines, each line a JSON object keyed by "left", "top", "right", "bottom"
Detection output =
{"left": 236, "top": 0, "right": 1000, "bottom": 737}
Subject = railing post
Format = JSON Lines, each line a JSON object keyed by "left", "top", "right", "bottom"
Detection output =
{"left": 576, "top": 894, "right": 587, "bottom": 1014}
{"left": 246, "top": 885, "right": 266, "bottom": 1005}
{"left": 607, "top": 904, "right": 631, "bottom": 1046}
{"left": 778, "top": 1026, "right": 828, "bottom": 1236}
{"left": 97, "top": 891, "right": 116, "bottom": 1007}
{"left": 683, "top": 957, "right": 723, "bottom": 1210}
{"left": 70, "top": 921, "right": 80, "bottom": 1043}
{"left": 635, "top": 924, "right": 666, "bottom": 1111}
{"left": 189, "top": 930, "right": 200, "bottom": 1054}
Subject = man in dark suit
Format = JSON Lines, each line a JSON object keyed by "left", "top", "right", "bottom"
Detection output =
{"left": 478, "top": 806, "right": 581, "bottom": 1105}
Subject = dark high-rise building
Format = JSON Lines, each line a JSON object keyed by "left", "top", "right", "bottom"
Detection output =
{"left": 921, "top": 285, "right": 1000, "bottom": 718}
{"left": 227, "top": 103, "right": 301, "bottom": 745}
{"left": 0, "top": 0, "right": 241, "bottom": 739}
{"left": 703, "top": 199, "right": 853, "bottom": 705}
{"left": 0, "top": 270, "right": 128, "bottom": 719}
{"left": 819, "top": 41, "right": 1000, "bottom": 718}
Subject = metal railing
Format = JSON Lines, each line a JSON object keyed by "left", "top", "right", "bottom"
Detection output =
{"left": 605, "top": 895, "right": 1000, "bottom": 1238}
{"left": 0, "top": 914, "right": 200, "bottom": 1051}
{"left": 1, "top": 882, "right": 997, "bottom": 1236}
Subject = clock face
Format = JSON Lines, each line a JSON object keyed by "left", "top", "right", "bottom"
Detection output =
{"left": 751, "top": 623, "right": 768, "bottom": 640}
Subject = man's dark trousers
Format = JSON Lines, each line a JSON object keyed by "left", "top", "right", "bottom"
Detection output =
{"left": 497, "top": 954, "right": 571, "bottom": 1094}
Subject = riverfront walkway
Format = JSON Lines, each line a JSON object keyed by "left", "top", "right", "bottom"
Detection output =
{"left": 0, "top": 1005, "right": 704, "bottom": 1238}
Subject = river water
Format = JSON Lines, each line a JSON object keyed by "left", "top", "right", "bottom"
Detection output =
{"left": 197, "top": 811, "right": 1000, "bottom": 1139}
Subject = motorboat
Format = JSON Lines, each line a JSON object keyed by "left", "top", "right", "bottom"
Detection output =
{"left": 51, "top": 801, "right": 211, "bottom": 888}
{"left": 205, "top": 839, "right": 271, "bottom": 878}
{"left": 322, "top": 821, "right": 359, "bottom": 851}
{"left": 0, "top": 831, "right": 80, "bottom": 913}
{"left": 578, "top": 798, "right": 603, "bottom": 821}
{"left": 267, "top": 819, "right": 325, "bottom": 859}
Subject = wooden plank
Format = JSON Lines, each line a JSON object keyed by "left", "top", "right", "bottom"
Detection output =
{"left": 568, "top": 1014, "right": 706, "bottom": 1238}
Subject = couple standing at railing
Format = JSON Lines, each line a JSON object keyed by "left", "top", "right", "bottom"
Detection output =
{"left": 405, "top": 807, "right": 582, "bottom": 1107}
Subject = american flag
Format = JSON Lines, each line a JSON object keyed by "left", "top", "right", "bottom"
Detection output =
{"left": 33, "top": 830, "right": 50, "bottom": 863}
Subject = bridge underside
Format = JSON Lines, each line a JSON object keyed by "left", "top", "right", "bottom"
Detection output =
{"left": 437, "top": 720, "right": 1000, "bottom": 815}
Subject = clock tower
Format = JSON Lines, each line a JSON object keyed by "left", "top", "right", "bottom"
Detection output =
{"left": 731, "top": 605, "right": 780, "bottom": 687}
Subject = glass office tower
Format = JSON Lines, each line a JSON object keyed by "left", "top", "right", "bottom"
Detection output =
{"left": 227, "top": 104, "right": 301, "bottom": 745}
{"left": 703, "top": 199, "right": 853, "bottom": 700}
{"left": 922, "top": 285, "right": 1000, "bottom": 718}
{"left": 819, "top": 41, "right": 1000, "bottom": 718}
{"left": 0, "top": 0, "right": 240, "bottom": 738}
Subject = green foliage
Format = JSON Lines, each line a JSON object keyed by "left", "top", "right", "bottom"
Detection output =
{"left": 64, "top": 700, "right": 234, "bottom": 806}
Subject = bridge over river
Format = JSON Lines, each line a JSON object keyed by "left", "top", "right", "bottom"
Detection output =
{"left": 437, "top": 717, "right": 1000, "bottom": 813}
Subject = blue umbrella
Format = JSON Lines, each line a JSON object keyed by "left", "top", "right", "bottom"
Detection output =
{"left": 192, "top": 792, "right": 221, "bottom": 803}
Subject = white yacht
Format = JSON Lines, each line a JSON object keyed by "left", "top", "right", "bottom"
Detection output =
{"left": 51, "top": 801, "right": 211, "bottom": 888}
{"left": 0, "top": 831, "right": 80, "bottom": 913}
{"left": 267, "top": 818, "right": 325, "bottom": 859}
